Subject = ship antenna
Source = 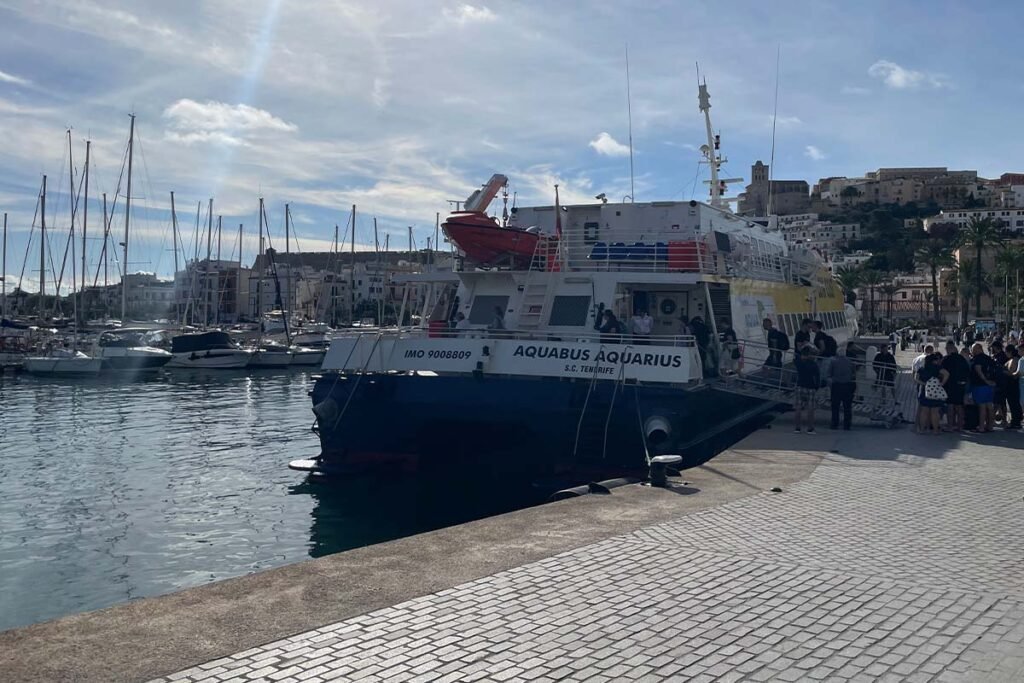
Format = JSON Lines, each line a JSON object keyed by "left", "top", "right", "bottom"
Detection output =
{"left": 697, "top": 70, "right": 720, "bottom": 208}
{"left": 767, "top": 45, "right": 780, "bottom": 217}
{"left": 625, "top": 45, "right": 635, "bottom": 202}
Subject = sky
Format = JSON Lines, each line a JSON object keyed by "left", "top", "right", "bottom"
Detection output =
{"left": 1, "top": 0, "right": 1022, "bottom": 293}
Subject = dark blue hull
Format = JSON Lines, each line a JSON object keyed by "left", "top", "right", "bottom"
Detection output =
{"left": 310, "top": 372, "right": 770, "bottom": 476}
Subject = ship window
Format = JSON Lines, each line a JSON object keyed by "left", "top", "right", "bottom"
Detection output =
{"left": 548, "top": 295, "right": 592, "bottom": 326}
{"left": 468, "top": 295, "right": 510, "bottom": 324}
{"left": 583, "top": 221, "right": 600, "bottom": 245}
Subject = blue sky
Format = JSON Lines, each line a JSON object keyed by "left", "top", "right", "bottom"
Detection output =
{"left": 1, "top": 0, "right": 1022, "bottom": 292}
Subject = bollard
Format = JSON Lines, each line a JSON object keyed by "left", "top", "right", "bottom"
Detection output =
{"left": 649, "top": 454, "right": 683, "bottom": 487}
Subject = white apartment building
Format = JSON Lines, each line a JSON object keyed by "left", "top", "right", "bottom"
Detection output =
{"left": 776, "top": 214, "right": 861, "bottom": 259}
{"left": 922, "top": 207, "right": 1024, "bottom": 233}
{"left": 830, "top": 251, "right": 873, "bottom": 273}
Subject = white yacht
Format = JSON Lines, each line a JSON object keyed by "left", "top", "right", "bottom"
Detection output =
{"left": 95, "top": 329, "right": 172, "bottom": 373}
{"left": 249, "top": 341, "right": 294, "bottom": 368}
{"left": 166, "top": 331, "right": 252, "bottom": 369}
{"left": 24, "top": 348, "right": 103, "bottom": 376}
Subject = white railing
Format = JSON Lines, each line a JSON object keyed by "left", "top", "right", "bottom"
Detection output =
{"left": 331, "top": 325, "right": 697, "bottom": 346}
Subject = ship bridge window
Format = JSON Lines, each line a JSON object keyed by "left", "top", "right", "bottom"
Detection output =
{"left": 548, "top": 295, "right": 592, "bottom": 327}
{"left": 468, "top": 295, "right": 510, "bottom": 324}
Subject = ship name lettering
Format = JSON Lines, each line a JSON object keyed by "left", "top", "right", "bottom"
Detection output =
{"left": 513, "top": 344, "right": 591, "bottom": 361}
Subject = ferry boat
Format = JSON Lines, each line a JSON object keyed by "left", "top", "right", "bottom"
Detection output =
{"left": 302, "top": 82, "right": 852, "bottom": 477}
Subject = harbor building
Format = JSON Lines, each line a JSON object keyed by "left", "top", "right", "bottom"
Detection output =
{"left": 922, "top": 207, "right": 1024, "bottom": 234}
{"left": 774, "top": 213, "right": 860, "bottom": 260}
{"left": 172, "top": 260, "right": 252, "bottom": 325}
{"left": 737, "top": 161, "right": 811, "bottom": 216}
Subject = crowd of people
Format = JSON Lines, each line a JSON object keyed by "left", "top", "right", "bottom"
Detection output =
{"left": 911, "top": 337, "right": 1024, "bottom": 434}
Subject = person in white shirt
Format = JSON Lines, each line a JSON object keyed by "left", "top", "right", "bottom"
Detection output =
{"left": 631, "top": 310, "right": 653, "bottom": 345}
{"left": 453, "top": 312, "right": 471, "bottom": 336}
{"left": 912, "top": 344, "right": 934, "bottom": 374}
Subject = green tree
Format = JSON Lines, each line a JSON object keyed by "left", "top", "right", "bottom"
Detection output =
{"left": 879, "top": 283, "right": 899, "bottom": 325}
{"left": 914, "top": 241, "right": 955, "bottom": 322}
{"left": 948, "top": 260, "right": 989, "bottom": 326}
{"left": 835, "top": 267, "right": 861, "bottom": 306}
{"left": 958, "top": 217, "right": 1004, "bottom": 316}
{"left": 859, "top": 269, "right": 886, "bottom": 324}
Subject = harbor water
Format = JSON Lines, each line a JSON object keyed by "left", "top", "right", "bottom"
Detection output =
{"left": 0, "top": 370, "right": 547, "bottom": 632}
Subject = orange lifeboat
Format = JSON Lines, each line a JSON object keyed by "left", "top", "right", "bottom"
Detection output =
{"left": 442, "top": 211, "right": 540, "bottom": 268}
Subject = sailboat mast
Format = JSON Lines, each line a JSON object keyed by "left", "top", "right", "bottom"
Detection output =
{"left": 82, "top": 139, "right": 90, "bottom": 297}
{"left": 40, "top": 175, "right": 46, "bottom": 318}
{"left": 216, "top": 214, "right": 222, "bottom": 326}
{"left": 171, "top": 191, "right": 180, "bottom": 325}
{"left": 350, "top": 204, "right": 355, "bottom": 325}
{"left": 122, "top": 113, "right": 135, "bottom": 323}
{"left": 205, "top": 198, "right": 212, "bottom": 326}
{"left": 284, "top": 203, "right": 290, "bottom": 316}
{"left": 102, "top": 192, "right": 108, "bottom": 298}
{"left": 257, "top": 197, "right": 264, "bottom": 320}
{"left": 2, "top": 212, "right": 6, "bottom": 321}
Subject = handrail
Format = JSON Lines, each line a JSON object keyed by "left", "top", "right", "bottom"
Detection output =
{"left": 331, "top": 326, "right": 699, "bottom": 346}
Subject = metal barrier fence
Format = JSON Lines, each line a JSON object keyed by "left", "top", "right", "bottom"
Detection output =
{"left": 712, "top": 338, "right": 914, "bottom": 427}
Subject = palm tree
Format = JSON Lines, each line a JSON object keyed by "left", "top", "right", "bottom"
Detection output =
{"left": 994, "top": 246, "right": 1024, "bottom": 327}
{"left": 879, "top": 283, "right": 899, "bottom": 325}
{"left": 835, "top": 267, "right": 861, "bottom": 306}
{"left": 949, "top": 260, "right": 989, "bottom": 327}
{"left": 914, "top": 241, "right": 954, "bottom": 323}
{"left": 958, "top": 217, "right": 1004, "bottom": 316}
{"left": 859, "top": 269, "right": 885, "bottom": 324}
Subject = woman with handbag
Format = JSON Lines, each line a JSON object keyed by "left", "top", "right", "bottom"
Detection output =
{"left": 916, "top": 353, "right": 949, "bottom": 435}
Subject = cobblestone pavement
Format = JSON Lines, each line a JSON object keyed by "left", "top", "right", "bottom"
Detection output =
{"left": 154, "top": 429, "right": 1024, "bottom": 683}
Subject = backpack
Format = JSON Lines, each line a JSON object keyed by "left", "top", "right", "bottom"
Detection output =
{"left": 773, "top": 329, "right": 790, "bottom": 351}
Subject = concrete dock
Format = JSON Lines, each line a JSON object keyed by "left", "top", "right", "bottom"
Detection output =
{"left": 3, "top": 414, "right": 1023, "bottom": 682}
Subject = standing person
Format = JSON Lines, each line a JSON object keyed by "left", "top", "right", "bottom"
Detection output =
{"left": 990, "top": 340, "right": 1009, "bottom": 424}
{"left": 941, "top": 341, "right": 970, "bottom": 432}
{"left": 689, "top": 315, "right": 710, "bottom": 372}
{"left": 678, "top": 315, "right": 692, "bottom": 336}
{"left": 719, "top": 323, "right": 739, "bottom": 375}
{"left": 795, "top": 318, "right": 813, "bottom": 351}
{"left": 970, "top": 343, "right": 997, "bottom": 433}
{"left": 596, "top": 309, "right": 622, "bottom": 344}
{"left": 915, "top": 353, "right": 948, "bottom": 435}
{"left": 489, "top": 305, "right": 506, "bottom": 331}
{"left": 793, "top": 346, "right": 821, "bottom": 434}
{"left": 453, "top": 312, "right": 471, "bottom": 337}
{"left": 631, "top": 309, "right": 653, "bottom": 345}
{"left": 889, "top": 330, "right": 899, "bottom": 354}
{"left": 763, "top": 317, "right": 789, "bottom": 368}
{"left": 827, "top": 345, "right": 857, "bottom": 430}
{"left": 873, "top": 344, "right": 898, "bottom": 401}
{"left": 912, "top": 344, "right": 934, "bottom": 374}
{"left": 1003, "top": 345, "right": 1022, "bottom": 429}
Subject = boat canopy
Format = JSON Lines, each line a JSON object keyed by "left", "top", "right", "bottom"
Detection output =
{"left": 171, "top": 331, "right": 236, "bottom": 353}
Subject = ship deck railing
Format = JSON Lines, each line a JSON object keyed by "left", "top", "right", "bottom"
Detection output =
{"left": 330, "top": 326, "right": 699, "bottom": 347}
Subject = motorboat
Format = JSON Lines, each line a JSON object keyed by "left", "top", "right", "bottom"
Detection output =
{"left": 166, "top": 331, "right": 252, "bottom": 369}
{"left": 249, "top": 341, "right": 294, "bottom": 368}
{"left": 24, "top": 348, "right": 103, "bottom": 376}
{"left": 95, "top": 329, "right": 172, "bottom": 373}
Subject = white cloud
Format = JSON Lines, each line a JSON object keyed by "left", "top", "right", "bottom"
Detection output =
{"left": 589, "top": 132, "right": 630, "bottom": 157}
{"left": 163, "top": 99, "right": 297, "bottom": 134}
{"left": 769, "top": 115, "right": 802, "bottom": 128}
{"left": 442, "top": 4, "right": 497, "bottom": 26}
{"left": 868, "top": 60, "right": 947, "bottom": 90}
{"left": 0, "top": 69, "right": 31, "bottom": 86}
{"left": 805, "top": 145, "right": 826, "bottom": 161}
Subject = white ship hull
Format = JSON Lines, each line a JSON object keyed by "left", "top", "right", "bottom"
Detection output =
{"left": 98, "top": 346, "right": 172, "bottom": 372}
{"left": 166, "top": 349, "right": 252, "bottom": 369}
{"left": 25, "top": 356, "right": 103, "bottom": 376}
{"left": 249, "top": 350, "right": 294, "bottom": 368}
{"left": 289, "top": 348, "right": 326, "bottom": 367}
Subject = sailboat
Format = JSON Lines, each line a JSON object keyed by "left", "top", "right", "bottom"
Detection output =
{"left": 248, "top": 198, "right": 296, "bottom": 368}
{"left": 24, "top": 141, "right": 102, "bottom": 377}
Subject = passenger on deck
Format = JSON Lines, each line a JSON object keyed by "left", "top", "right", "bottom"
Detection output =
{"left": 795, "top": 319, "right": 813, "bottom": 351}
{"left": 690, "top": 316, "right": 711, "bottom": 374}
{"left": 454, "top": 312, "right": 471, "bottom": 337}
{"left": 719, "top": 324, "right": 739, "bottom": 375}
{"left": 596, "top": 310, "right": 623, "bottom": 344}
{"left": 488, "top": 306, "right": 506, "bottom": 335}
{"left": 631, "top": 310, "right": 653, "bottom": 345}
{"left": 763, "top": 317, "right": 789, "bottom": 368}
{"left": 793, "top": 346, "right": 821, "bottom": 434}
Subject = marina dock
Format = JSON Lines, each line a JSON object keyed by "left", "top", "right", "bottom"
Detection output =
{"left": 3, "top": 413, "right": 1022, "bottom": 682}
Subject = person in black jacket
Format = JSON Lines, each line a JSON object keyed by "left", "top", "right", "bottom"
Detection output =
{"left": 763, "top": 317, "right": 789, "bottom": 368}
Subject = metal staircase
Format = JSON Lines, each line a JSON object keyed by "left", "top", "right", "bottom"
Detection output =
{"left": 517, "top": 237, "right": 558, "bottom": 330}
